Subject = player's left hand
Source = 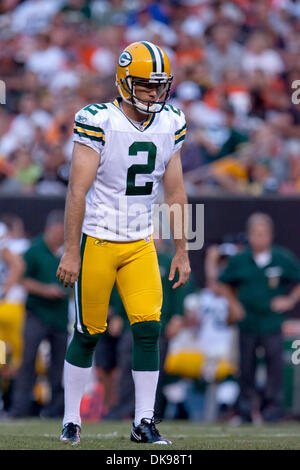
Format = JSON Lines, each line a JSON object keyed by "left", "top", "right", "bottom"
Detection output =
{"left": 169, "top": 250, "right": 191, "bottom": 289}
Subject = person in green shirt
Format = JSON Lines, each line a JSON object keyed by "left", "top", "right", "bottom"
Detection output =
{"left": 219, "top": 212, "right": 300, "bottom": 423}
{"left": 9, "top": 210, "right": 69, "bottom": 418}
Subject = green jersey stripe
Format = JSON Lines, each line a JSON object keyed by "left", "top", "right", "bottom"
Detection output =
{"left": 175, "top": 134, "right": 186, "bottom": 145}
{"left": 141, "top": 41, "right": 157, "bottom": 72}
{"left": 74, "top": 121, "right": 105, "bottom": 133}
{"left": 175, "top": 124, "right": 187, "bottom": 135}
{"left": 144, "top": 113, "right": 155, "bottom": 130}
{"left": 77, "top": 233, "right": 87, "bottom": 334}
{"left": 74, "top": 129, "right": 105, "bottom": 145}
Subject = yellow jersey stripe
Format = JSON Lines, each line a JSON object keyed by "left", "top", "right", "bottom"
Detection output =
{"left": 175, "top": 129, "right": 187, "bottom": 141}
{"left": 74, "top": 125, "right": 105, "bottom": 139}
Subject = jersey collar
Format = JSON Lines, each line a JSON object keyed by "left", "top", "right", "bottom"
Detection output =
{"left": 112, "top": 97, "right": 155, "bottom": 132}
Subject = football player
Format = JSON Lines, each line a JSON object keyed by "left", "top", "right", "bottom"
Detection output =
{"left": 57, "top": 41, "right": 191, "bottom": 445}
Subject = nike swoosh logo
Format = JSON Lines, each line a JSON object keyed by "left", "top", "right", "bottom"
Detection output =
{"left": 132, "top": 430, "right": 142, "bottom": 441}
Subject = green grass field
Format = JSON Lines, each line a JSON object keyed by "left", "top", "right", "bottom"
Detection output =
{"left": 1, "top": 419, "right": 300, "bottom": 450}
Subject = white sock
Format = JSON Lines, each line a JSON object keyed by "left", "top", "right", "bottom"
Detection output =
{"left": 132, "top": 370, "right": 159, "bottom": 427}
{"left": 62, "top": 360, "right": 92, "bottom": 427}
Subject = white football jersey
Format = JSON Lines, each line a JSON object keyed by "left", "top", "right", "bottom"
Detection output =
{"left": 184, "top": 289, "right": 233, "bottom": 358}
{"left": 73, "top": 98, "right": 186, "bottom": 241}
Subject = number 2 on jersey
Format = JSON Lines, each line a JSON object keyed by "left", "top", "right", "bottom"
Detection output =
{"left": 126, "top": 142, "right": 156, "bottom": 195}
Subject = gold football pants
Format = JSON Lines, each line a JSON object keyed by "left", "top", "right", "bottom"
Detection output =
{"left": 0, "top": 301, "right": 25, "bottom": 370}
{"left": 74, "top": 234, "right": 163, "bottom": 335}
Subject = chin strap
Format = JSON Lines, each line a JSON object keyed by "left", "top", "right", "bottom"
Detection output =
{"left": 132, "top": 96, "right": 157, "bottom": 115}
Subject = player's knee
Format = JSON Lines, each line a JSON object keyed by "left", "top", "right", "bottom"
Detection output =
{"left": 131, "top": 320, "right": 161, "bottom": 351}
{"left": 131, "top": 321, "right": 161, "bottom": 371}
{"left": 66, "top": 329, "right": 103, "bottom": 368}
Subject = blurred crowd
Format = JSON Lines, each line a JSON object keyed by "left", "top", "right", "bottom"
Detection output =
{"left": 1, "top": 0, "right": 300, "bottom": 195}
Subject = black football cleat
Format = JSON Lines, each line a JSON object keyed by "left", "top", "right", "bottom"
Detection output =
{"left": 60, "top": 422, "right": 81, "bottom": 445}
{"left": 130, "top": 417, "right": 172, "bottom": 444}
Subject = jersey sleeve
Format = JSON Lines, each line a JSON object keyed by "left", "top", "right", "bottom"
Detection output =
{"left": 73, "top": 105, "right": 106, "bottom": 154}
{"left": 172, "top": 108, "right": 187, "bottom": 154}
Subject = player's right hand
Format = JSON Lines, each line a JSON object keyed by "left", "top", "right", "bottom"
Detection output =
{"left": 56, "top": 252, "right": 81, "bottom": 289}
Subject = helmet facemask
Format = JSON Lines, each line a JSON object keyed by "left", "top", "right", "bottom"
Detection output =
{"left": 120, "top": 73, "right": 173, "bottom": 114}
